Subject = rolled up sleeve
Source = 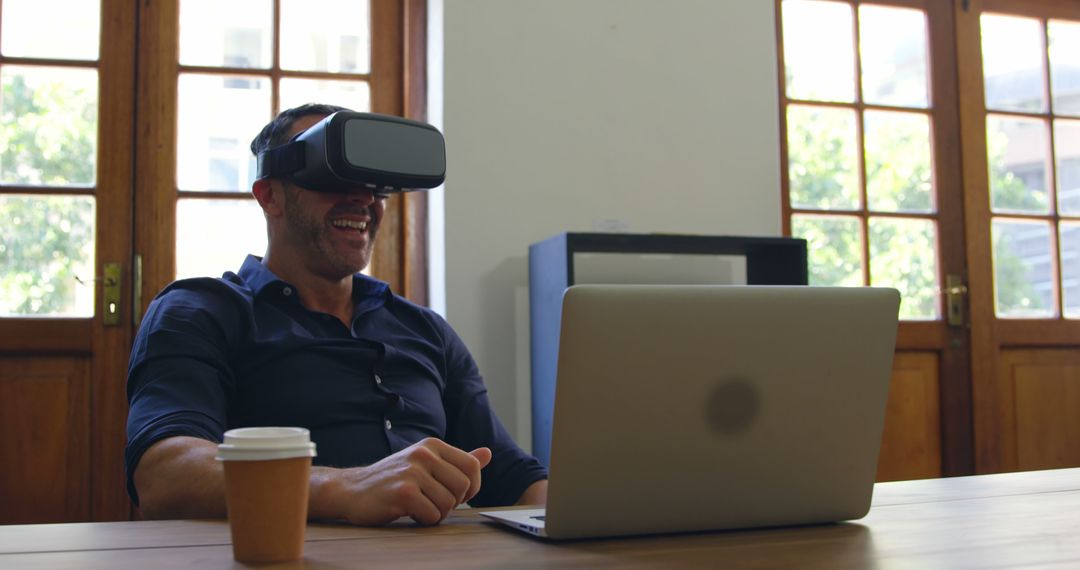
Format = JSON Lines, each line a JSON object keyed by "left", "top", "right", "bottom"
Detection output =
{"left": 124, "top": 283, "right": 240, "bottom": 504}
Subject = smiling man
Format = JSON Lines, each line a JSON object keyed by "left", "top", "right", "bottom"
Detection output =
{"left": 125, "top": 104, "right": 548, "bottom": 526}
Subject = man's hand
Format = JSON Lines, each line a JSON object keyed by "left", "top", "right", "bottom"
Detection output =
{"left": 135, "top": 436, "right": 491, "bottom": 526}
{"left": 310, "top": 438, "right": 492, "bottom": 526}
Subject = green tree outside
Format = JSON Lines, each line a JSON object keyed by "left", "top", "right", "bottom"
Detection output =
{"left": 0, "top": 68, "right": 97, "bottom": 315}
{"left": 787, "top": 104, "right": 1042, "bottom": 320}
{"left": 985, "top": 120, "right": 1052, "bottom": 316}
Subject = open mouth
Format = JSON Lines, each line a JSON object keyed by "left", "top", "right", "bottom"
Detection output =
{"left": 331, "top": 219, "right": 368, "bottom": 232}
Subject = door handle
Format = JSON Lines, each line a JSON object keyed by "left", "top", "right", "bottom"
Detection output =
{"left": 946, "top": 274, "right": 968, "bottom": 327}
{"left": 103, "top": 262, "right": 122, "bottom": 326}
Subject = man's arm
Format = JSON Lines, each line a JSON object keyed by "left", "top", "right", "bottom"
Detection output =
{"left": 435, "top": 318, "right": 550, "bottom": 507}
{"left": 135, "top": 435, "right": 491, "bottom": 525}
{"left": 133, "top": 436, "right": 226, "bottom": 519}
{"left": 516, "top": 479, "right": 548, "bottom": 506}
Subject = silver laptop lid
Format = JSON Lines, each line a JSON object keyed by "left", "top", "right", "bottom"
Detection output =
{"left": 543, "top": 285, "right": 900, "bottom": 539}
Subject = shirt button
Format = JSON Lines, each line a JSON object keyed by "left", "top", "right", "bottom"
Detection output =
{"left": 385, "top": 419, "right": 392, "bottom": 430}
{"left": 374, "top": 374, "right": 382, "bottom": 385}
{"left": 282, "top": 286, "right": 293, "bottom": 296}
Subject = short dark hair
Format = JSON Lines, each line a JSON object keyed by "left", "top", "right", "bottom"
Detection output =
{"left": 249, "top": 103, "right": 351, "bottom": 156}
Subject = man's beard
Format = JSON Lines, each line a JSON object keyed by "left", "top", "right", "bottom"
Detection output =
{"left": 282, "top": 187, "right": 378, "bottom": 279}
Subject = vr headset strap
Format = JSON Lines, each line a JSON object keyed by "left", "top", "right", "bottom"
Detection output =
{"left": 256, "top": 141, "right": 305, "bottom": 180}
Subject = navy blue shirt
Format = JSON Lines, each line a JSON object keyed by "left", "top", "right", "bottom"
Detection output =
{"left": 125, "top": 255, "right": 546, "bottom": 508}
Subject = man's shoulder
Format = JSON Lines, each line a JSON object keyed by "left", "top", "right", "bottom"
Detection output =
{"left": 133, "top": 275, "right": 255, "bottom": 354}
{"left": 150, "top": 274, "right": 254, "bottom": 314}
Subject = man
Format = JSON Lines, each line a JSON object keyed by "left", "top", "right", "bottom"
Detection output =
{"left": 126, "top": 103, "right": 547, "bottom": 526}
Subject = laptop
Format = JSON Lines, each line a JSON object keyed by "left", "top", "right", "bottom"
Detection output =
{"left": 480, "top": 284, "right": 900, "bottom": 540}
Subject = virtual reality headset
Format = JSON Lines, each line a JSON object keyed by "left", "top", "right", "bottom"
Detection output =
{"left": 256, "top": 112, "right": 446, "bottom": 194}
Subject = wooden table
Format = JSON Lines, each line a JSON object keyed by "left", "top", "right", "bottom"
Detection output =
{"left": 3, "top": 468, "right": 1079, "bottom": 569}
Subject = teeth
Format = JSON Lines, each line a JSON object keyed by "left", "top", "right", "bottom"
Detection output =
{"left": 332, "top": 219, "right": 368, "bottom": 231}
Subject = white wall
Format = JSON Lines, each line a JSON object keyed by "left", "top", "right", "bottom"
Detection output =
{"left": 439, "top": 0, "right": 782, "bottom": 447}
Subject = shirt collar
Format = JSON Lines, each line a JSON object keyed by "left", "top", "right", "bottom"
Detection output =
{"left": 236, "top": 254, "right": 392, "bottom": 306}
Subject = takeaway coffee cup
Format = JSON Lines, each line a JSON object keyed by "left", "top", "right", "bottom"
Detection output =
{"left": 216, "top": 427, "right": 317, "bottom": 563}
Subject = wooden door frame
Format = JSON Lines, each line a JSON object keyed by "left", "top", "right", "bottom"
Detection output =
{"left": 402, "top": 0, "right": 428, "bottom": 305}
{"left": 370, "top": 0, "right": 429, "bottom": 305}
{"left": 0, "top": 0, "right": 137, "bottom": 522}
{"left": 132, "top": 0, "right": 178, "bottom": 327}
{"left": 92, "top": 0, "right": 138, "bottom": 521}
{"left": 955, "top": 0, "right": 1080, "bottom": 473}
{"left": 927, "top": 0, "right": 974, "bottom": 477}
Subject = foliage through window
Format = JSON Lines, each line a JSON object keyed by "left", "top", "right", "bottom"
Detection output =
{"left": 780, "top": 0, "right": 939, "bottom": 320}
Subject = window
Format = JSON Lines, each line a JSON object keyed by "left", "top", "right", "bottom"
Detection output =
{"left": 780, "top": 0, "right": 940, "bottom": 320}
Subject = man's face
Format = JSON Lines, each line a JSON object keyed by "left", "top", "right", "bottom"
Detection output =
{"left": 274, "top": 114, "right": 387, "bottom": 279}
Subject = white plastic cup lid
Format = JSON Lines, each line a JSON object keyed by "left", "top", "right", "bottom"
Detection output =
{"left": 216, "top": 427, "right": 317, "bottom": 461}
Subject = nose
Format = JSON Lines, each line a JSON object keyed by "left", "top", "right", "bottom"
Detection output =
{"left": 344, "top": 186, "right": 377, "bottom": 205}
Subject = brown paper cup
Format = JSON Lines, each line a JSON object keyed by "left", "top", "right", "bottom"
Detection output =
{"left": 217, "top": 427, "right": 316, "bottom": 563}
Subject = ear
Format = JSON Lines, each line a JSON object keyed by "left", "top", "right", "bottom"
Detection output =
{"left": 252, "top": 178, "right": 284, "bottom": 218}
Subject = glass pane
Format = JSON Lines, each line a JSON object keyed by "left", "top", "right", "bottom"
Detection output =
{"left": 1056, "top": 119, "right": 1080, "bottom": 215}
{"left": 0, "top": 66, "right": 98, "bottom": 186}
{"left": 986, "top": 115, "right": 1051, "bottom": 214}
{"left": 992, "top": 219, "right": 1055, "bottom": 318}
{"left": 1048, "top": 20, "right": 1080, "bottom": 117}
{"left": 280, "top": 0, "right": 371, "bottom": 74}
{"left": 865, "top": 111, "right": 934, "bottom": 213}
{"left": 177, "top": 199, "right": 266, "bottom": 279}
{"left": 981, "top": 14, "right": 1047, "bottom": 113}
{"left": 859, "top": 5, "right": 929, "bottom": 109}
{"left": 0, "top": 195, "right": 94, "bottom": 316}
{"left": 869, "top": 217, "right": 939, "bottom": 320}
{"left": 781, "top": 0, "right": 855, "bottom": 103}
{"left": 177, "top": 74, "right": 271, "bottom": 192}
{"left": 791, "top": 214, "right": 863, "bottom": 287}
{"left": 279, "top": 78, "right": 371, "bottom": 113}
{"left": 179, "top": 0, "right": 272, "bottom": 69}
{"left": 1061, "top": 222, "right": 1080, "bottom": 318}
{"left": 0, "top": 0, "right": 99, "bottom": 60}
{"left": 787, "top": 105, "right": 859, "bottom": 210}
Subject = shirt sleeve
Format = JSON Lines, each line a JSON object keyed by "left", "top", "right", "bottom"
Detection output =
{"left": 124, "top": 281, "right": 242, "bottom": 505}
{"left": 438, "top": 320, "right": 548, "bottom": 507}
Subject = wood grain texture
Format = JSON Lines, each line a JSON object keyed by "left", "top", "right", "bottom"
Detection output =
{"left": 0, "top": 320, "right": 92, "bottom": 355}
{"left": 995, "top": 319, "right": 1080, "bottom": 345}
{"left": 0, "top": 0, "right": 137, "bottom": 526}
{"left": 953, "top": 0, "right": 1006, "bottom": 475}
{"left": 982, "top": 0, "right": 1080, "bottom": 19}
{"left": 91, "top": 0, "right": 138, "bottom": 523}
{"left": 923, "top": 0, "right": 975, "bottom": 478}
{"left": 877, "top": 352, "right": 943, "bottom": 481}
{"left": 1003, "top": 349, "right": 1080, "bottom": 471}
{"left": 133, "top": 0, "right": 180, "bottom": 309}
{"left": 2, "top": 469, "right": 1079, "bottom": 569}
{"left": 402, "top": 0, "right": 429, "bottom": 305}
{"left": 372, "top": 194, "right": 405, "bottom": 295}
{"left": 369, "top": 0, "right": 406, "bottom": 295}
{"left": 0, "top": 357, "right": 91, "bottom": 524}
